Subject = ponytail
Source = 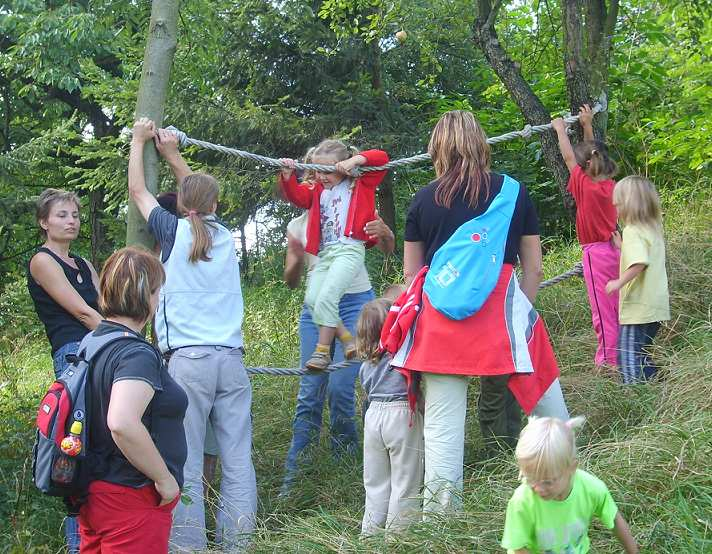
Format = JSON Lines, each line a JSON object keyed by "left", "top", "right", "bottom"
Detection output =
{"left": 574, "top": 140, "right": 617, "bottom": 180}
{"left": 178, "top": 173, "right": 220, "bottom": 264}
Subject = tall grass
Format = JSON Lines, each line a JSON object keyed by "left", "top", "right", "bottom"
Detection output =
{"left": 0, "top": 196, "right": 709, "bottom": 552}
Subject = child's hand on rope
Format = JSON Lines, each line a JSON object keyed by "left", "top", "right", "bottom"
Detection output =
{"left": 551, "top": 117, "right": 567, "bottom": 134}
{"left": 578, "top": 104, "right": 594, "bottom": 128}
{"left": 154, "top": 128, "right": 180, "bottom": 159}
{"left": 132, "top": 117, "right": 156, "bottom": 144}
{"left": 280, "top": 158, "right": 296, "bottom": 178}
{"left": 335, "top": 154, "right": 367, "bottom": 176}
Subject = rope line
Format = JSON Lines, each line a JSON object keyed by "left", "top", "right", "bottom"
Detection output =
{"left": 245, "top": 263, "right": 584, "bottom": 376}
{"left": 166, "top": 96, "right": 606, "bottom": 174}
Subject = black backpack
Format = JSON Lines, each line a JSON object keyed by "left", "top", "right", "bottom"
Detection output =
{"left": 32, "top": 330, "right": 141, "bottom": 499}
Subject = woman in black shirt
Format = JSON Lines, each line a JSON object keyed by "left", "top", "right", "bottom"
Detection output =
{"left": 394, "top": 110, "right": 569, "bottom": 514}
{"left": 27, "top": 188, "right": 102, "bottom": 553}
{"left": 78, "top": 247, "right": 188, "bottom": 553}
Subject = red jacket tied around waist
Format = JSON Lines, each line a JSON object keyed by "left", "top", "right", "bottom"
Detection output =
{"left": 278, "top": 149, "right": 390, "bottom": 256}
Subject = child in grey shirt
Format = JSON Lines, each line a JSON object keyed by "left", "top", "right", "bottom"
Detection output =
{"left": 357, "top": 298, "right": 424, "bottom": 535}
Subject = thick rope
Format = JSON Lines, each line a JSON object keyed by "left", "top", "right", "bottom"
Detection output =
{"left": 166, "top": 96, "right": 606, "bottom": 174}
{"left": 246, "top": 263, "right": 584, "bottom": 376}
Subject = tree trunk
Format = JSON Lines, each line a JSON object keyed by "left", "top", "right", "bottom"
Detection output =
{"left": 126, "top": 0, "right": 179, "bottom": 248}
{"left": 377, "top": 173, "right": 397, "bottom": 243}
{"left": 473, "top": 0, "right": 619, "bottom": 213}
{"left": 473, "top": 0, "right": 574, "bottom": 212}
{"left": 562, "top": 0, "right": 618, "bottom": 141}
{"left": 238, "top": 221, "right": 249, "bottom": 277}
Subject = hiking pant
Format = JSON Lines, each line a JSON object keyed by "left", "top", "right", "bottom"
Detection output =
{"left": 304, "top": 242, "right": 366, "bottom": 327}
{"left": 582, "top": 241, "right": 620, "bottom": 367}
{"left": 618, "top": 322, "right": 661, "bottom": 384}
{"left": 168, "top": 346, "right": 256, "bottom": 552}
{"left": 362, "top": 401, "right": 424, "bottom": 535}
{"left": 422, "top": 373, "right": 570, "bottom": 514}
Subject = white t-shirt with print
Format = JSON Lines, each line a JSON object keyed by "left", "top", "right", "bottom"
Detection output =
{"left": 319, "top": 179, "right": 363, "bottom": 248}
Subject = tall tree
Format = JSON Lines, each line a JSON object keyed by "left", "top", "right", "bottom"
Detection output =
{"left": 473, "top": 0, "right": 619, "bottom": 210}
{"left": 125, "top": 0, "right": 180, "bottom": 248}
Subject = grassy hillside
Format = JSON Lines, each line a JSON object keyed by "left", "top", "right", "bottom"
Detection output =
{"left": 1, "top": 195, "right": 710, "bottom": 552}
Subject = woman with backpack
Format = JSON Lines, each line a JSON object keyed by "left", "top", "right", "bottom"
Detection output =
{"left": 27, "top": 188, "right": 103, "bottom": 553}
{"left": 129, "top": 118, "right": 256, "bottom": 551}
{"left": 79, "top": 247, "right": 188, "bottom": 553}
{"left": 388, "top": 110, "right": 569, "bottom": 514}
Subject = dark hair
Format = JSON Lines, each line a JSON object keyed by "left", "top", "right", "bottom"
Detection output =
{"left": 574, "top": 140, "right": 617, "bottom": 180}
{"left": 99, "top": 247, "right": 166, "bottom": 323}
{"left": 157, "top": 191, "right": 178, "bottom": 216}
{"left": 35, "top": 188, "right": 81, "bottom": 237}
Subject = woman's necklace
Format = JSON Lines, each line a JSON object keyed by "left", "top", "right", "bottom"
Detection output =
{"left": 45, "top": 245, "right": 82, "bottom": 282}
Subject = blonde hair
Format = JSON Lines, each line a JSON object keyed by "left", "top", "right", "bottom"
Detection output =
{"left": 35, "top": 188, "right": 81, "bottom": 237}
{"left": 356, "top": 298, "right": 391, "bottom": 362}
{"left": 573, "top": 140, "right": 617, "bottom": 180}
{"left": 99, "top": 247, "right": 165, "bottom": 323}
{"left": 301, "top": 146, "right": 318, "bottom": 183}
{"left": 178, "top": 173, "right": 220, "bottom": 263}
{"left": 428, "top": 110, "right": 491, "bottom": 209}
{"left": 311, "top": 139, "right": 359, "bottom": 164}
{"left": 613, "top": 175, "right": 663, "bottom": 232}
{"left": 515, "top": 416, "right": 586, "bottom": 482}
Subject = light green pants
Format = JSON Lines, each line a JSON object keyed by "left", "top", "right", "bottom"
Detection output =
{"left": 305, "top": 242, "right": 366, "bottom": 327}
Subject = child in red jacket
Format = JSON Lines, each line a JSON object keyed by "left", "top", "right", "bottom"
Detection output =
{"left": 279, "top": 140, "right": 389, "bottom": 370}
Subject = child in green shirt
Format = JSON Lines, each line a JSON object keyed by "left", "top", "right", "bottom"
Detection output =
{"left": 501, "top": 417, "right": 638, "bottom": 554}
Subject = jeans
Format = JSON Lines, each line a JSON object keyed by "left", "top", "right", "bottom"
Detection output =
{"left": 52, "top": 340, "right": 82, "bottom": 554}
{"left": 283, "top": 289, "right": 375, "bottom": 485}
{"left": 168, "top": 346, "right": 256, "bottom": 551}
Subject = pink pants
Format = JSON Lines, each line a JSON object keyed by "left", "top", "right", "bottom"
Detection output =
{"left": 582, "top": 241, "right": 620, "bottom": 366}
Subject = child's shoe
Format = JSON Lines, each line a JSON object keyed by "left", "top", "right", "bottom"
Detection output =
{"left": 305, "top": 345, "right": 332, "bottom": 371}
{"left": 338, "top": 331, "right": 357, "bottom": 360}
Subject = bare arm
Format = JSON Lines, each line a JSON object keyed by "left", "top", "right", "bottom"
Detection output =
{"left": 551, "top": 118, "right": 578, "bottom": 171}
{"left": 403, "top": 241, "right": 426, "bottom": 286}
{"left": 578, "top": 104, "right": 595, "bottom": 142}
{"left": 605, "top": 263, "right": 646, "bottom": 295}
{"left": 363, "top": 212, "right": 395, "bottom": 255}
{"left": 284, "top": 232, "right": 306, "bottom": 289}
{"left": 518, "top": 235, "right": 544, "bottom": 303}
{"left": 155, "top": 128, "right": 192, "bottom": 184}
{"left": 613, "top": 511, "right": 639, "bottom": 554}
{"left": 128, "top": 118, "right": 160, "bottom": 221}
{"left": 30, "top": 254, "right": 102, "bottom": 330}
{"left": 107, "top": 380, "right": 179, "bottom": 506}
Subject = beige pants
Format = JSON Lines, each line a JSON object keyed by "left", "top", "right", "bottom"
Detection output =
{"left": 362, "top": 401, "right": 424, "bottom": 535}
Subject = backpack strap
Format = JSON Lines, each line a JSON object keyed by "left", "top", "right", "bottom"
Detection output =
{"left": 78, "top": 329, "right": 164, "bottom": 440}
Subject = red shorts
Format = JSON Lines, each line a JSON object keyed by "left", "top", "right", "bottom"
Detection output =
{"left": 79, "top": 480, "right": 179, "bottom": 554}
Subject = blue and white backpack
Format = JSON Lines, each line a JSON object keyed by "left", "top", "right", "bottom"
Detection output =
{"left": 423, "top": 174, "right": 520, "bottom": 320}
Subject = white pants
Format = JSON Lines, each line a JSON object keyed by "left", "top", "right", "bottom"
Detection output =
{"left": 362, "top": 401, "right": 424, "bottom": 535}
{"left": 421, "top": 373, "right": 569, "bottom": 514}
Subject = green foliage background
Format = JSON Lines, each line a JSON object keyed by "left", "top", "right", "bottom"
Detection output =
{"left": 0, "top": 0, "right": 710, "bottom": 551}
